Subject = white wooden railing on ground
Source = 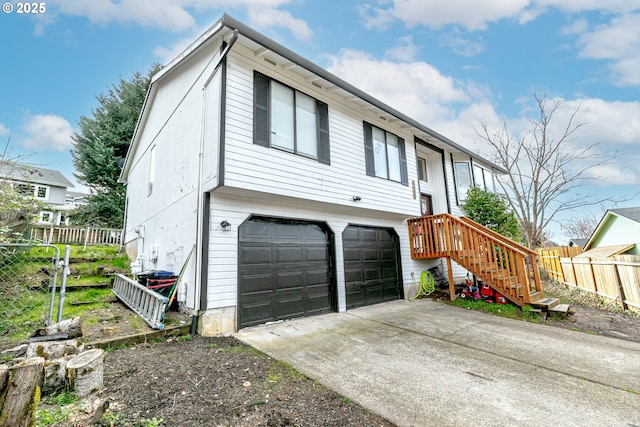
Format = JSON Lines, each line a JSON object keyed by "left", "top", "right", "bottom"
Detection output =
{"left": 112, "top": 274, "right": 167, "bottom": 329}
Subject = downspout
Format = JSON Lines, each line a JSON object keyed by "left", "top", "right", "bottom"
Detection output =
{"left": 192, "top": 29, "right": 238, "bottom": 334}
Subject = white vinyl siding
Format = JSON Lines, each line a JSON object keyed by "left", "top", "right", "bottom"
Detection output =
{"left": 225, "top": 47, "right": 417, "bottom": 216}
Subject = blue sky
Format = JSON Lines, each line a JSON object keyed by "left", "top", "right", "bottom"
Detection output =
{"left": 1, "top": 0, "right": 639, "bottom": 242}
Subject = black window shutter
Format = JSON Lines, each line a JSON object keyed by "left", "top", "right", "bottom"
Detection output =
{"left": 253, "top": 71, "right": 269, "bottom": 147}
{"left": 398, "top": 137, "right": 408, "bottom": 186}
{"left": 363, "top": 122, "right": 375, "bottom": 177}
{"left": 317, "top": 101, "right": 330, "bottom": 165}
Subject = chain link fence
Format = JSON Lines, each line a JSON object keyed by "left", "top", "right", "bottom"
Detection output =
{"left": 0, "top": 243, "right": 67, "bottom": 350}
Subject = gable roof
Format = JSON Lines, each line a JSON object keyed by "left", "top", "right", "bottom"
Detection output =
{"left": 120, "top": 14, "right": 506, "bottom": 182}
{"left": 584, "top": 207, "right": 640, "bottom": 250}
{"left": 0, "top": 162, "right": 74, "bottom": 188}
{"left": 608, "top": 207, "right": 640, "bottom": 223}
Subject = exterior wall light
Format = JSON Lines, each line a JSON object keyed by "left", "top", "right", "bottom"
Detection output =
{"left": 352, "top": 196, "right": 361, "bottom": 201}
{"left": 220, "top": 220, "right": 231, "bottom": 231}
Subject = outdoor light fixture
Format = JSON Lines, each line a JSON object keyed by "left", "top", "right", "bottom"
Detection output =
{"left": 220, "top": 220, "right": 231, "bottom": 231}
{"left": 352, "top": 196, "right": 361, "bottom": 201}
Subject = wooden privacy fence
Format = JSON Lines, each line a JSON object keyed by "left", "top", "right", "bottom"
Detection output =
{"left": 559, "top": 255, "right": 640, "bottom": 311}
{"left": 536, "top": 246, "right": 583, "bottom": 282}
{"left": 29, "top": 225, "right": 122, "bottom": 246}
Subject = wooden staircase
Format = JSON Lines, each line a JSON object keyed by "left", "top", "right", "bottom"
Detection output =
{"left": 408, "top": 214, "right": 546, "bottom": 307}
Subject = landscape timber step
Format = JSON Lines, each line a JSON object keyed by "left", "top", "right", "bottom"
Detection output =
{"left": 530, "top": 297, "right": 560, "bottom": 309}
{"left": 548, "top": 303, "right": 571, "bottom": 320}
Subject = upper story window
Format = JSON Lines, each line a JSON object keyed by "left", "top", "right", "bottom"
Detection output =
{"left": 363, "top": 122, "right": 408, "bottom": 185}
{"left": 253, "top": 71, "right": 330, "bottom": 164}
{"left": 13, "top": 182, "right": 49, "bottom": 199}
{"left": 454, "top": 161, "right": 472, "bottom": 203}
{"left": 473, "top": 164, "right": 495, "bottom": 192}
{"left": 417, "top": 157, "right": 428, "bottom": 182}
{"left": 35, "top": 185, "right": 48, "bottom": 199}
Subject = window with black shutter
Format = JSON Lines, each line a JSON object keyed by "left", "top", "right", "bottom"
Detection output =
{"left": 253, "top": 71, "right": 330, "bottom": 165}
{"left": 363, "top": 122, "right": 408, "bottom": 186}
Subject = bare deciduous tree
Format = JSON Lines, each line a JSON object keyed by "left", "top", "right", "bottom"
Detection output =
{"left": 562, "top": 214, "right": 600, "bottom": 240}
{"left": 476, "top": 90, "right": 617, "bottom": 249}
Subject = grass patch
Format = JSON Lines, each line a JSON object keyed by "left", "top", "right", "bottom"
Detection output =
{"left": 448, "top": 298, "right": 539, "bottom": 322}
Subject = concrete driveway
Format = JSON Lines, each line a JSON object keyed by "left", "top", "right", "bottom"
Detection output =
{"left": 236, "top": 299, "right": 640, "bottom": 427}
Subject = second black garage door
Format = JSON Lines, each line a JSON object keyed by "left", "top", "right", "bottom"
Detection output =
{"left": 238, "top": 217, "right": 335, "bottom": 329}
{"left": 343, "top": 225, "right": 402, "bottom": 309}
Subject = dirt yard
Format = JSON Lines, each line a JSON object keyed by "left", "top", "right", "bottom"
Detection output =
{"left": 38, "top": 280, "right": 640, "bottom": 426}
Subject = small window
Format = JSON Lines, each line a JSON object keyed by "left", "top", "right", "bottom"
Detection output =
{"left": 363, "top": 122, "right": 408, "bottom": 185}
{"left": 454, "top": 162, "right": 472, "bottom": 203}
{"left": 417, "top": 157, "right": 428, "bottom": 181}
{"left": 35, "top": 185, "right": 48, "bottom": 199}
{"left": 473, "top": 165, "right": 484, "bottom": 188}
{"left": 254, "top": 71, "right": 330, "bottom": 164}
{"left": 483, "top": 169, "right": 495, "bottom": 192}
{"left": 40, "top": 211, "right": 53, "bottom": 223}
{"left": 14, "top": 183, "right": 32, "bottom": 196}
{"left": 148, "top": 145, "right": 156, "bottom": 196}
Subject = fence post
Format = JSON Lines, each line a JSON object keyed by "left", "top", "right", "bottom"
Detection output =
{"left": 587, "top": 257, "right": 599, "bottom": 294}
{"left": 613, "top": 262, "right": 628, "bottom": 311}
{"left": 83, "top": 226, "right": 90, "bottom": 250}
{"left": 56, "top": 245, "right": 70, "bottom": 323}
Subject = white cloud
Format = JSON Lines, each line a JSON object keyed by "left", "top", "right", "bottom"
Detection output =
{"left": 42, "top": 0, "right": 313, "bottom": 43}
{"left": 0, "top": 123, "right": 10, "bottom": 137}
{"left": 20, "top": 114, "right": 75, "bottom": 152}
{"left": 385, "top": 35, "right": 419, "bottom": 61}
{"left": 45, "top": 0, "right": 197, "bottom": 31}
{"left": 328, "top": 49, "right": 471, "bottom": 125}
{"left": 359, "top": 0, "right": 640, "bottom": 31}
{"left": 246, "top": 7, "right": 313, "bottom": 41}
{"left": 573, "top": 13, "right": 640, "bottom": 86}
{"left": 439, "top": 31, "right": 484, "bottom": 57}
{"left": 361, "top": 0, "right": 531, "bottom": 31}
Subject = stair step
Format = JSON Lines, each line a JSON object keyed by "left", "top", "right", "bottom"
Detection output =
{"left": 548, "top": 303, "right": 571, "bottom": 320}
{"left": 549, "top": 303, "right": 570, "bottom": 313}
{"left": 530, "top": 297, "right": 560, "bottom": 309}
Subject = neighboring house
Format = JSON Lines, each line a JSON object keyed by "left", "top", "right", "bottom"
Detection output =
{"left": 0, "top": 163, "right": 79, "bottom": 226}
{"left": 582, "top": 207, "right": 640, "bottom": 256}
{"left": 568, "top": 238, "right": 588, "bottom": 248}
{"left": 119, "top": 14, "right": 507, "bottom": 335}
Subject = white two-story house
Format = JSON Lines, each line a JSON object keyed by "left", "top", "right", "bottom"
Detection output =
{"left": 119, "top": 14, "right": 510, "bottom": 335}
{"left": 0, "top": 163, "right": 77, "bottom": 226}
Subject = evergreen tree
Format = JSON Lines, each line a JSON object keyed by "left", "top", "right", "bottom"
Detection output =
{"left": 71, "top": 64, "right": 161, "bottom": 227}
{"left": 462, "top": 187, "right": 522, "bottom": 243}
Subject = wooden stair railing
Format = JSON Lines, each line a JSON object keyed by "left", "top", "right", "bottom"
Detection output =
{"left": 408, "top": 214, "right": 543, "bottom": 307}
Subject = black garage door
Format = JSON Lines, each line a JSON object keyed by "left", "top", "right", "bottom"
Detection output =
{"left": 238, "top": 217, "right": 334, "bottom": 329}
{"left": 343, "top": 225, "right": 402, "bottom": 309}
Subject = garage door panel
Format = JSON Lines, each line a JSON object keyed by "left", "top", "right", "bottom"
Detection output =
{"left": 361, "top": 229, "right": 378, "bottom": 242}
{"left": 364, "top": 266, "right": 381, "bottom": 281}
{"left": 343, "top": 248, "right": 361, "bottom": 262}
{"left": 239, "top": 273, "right": 273, "bottom": 293}
{"left": 343, "top": 226, "right": 401, "bottom": 310}
{"left": 306, "top": 268, "right": 330, "bottom": 285}
{"left": 240, "top": 221, "right": 272, "bottom": 241}
{"left": 344, "top": 267, "right": 363, "bottom": 283}
{"left": 238, "top": 218, "right": 334, "bottom": 329}
{"left": 240, "top": 246, "right": 272, "bottom": 264}
{"left": 275, "top": 271, "right": 304, "bottom": 289}
{"left": 363, "top": 248, "right": 379, "bottom": 261}
{"left": 275, "top": 246, "right": 303, "bottom": 263}
{"left": 306, "top": 246, "right": 329, "bottom": 262}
